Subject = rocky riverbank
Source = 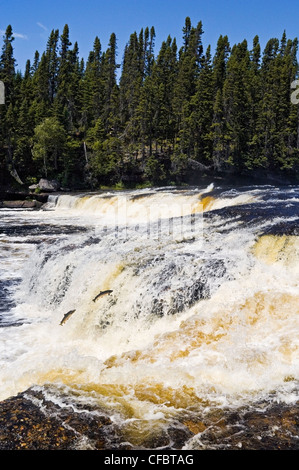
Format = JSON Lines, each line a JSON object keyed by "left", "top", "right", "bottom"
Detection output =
{"left": 0, "top": 185, "right": 58, "bottom": 210}
{"left": 0, "top": 200, "right": 44, "bottom": 209}
{"left": 0, "top": 178, "right": 65, "bottom": 210}
{"left": 0, "top": 386, "right": 299, "bottom": 450}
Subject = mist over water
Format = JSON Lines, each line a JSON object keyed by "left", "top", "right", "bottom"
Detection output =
{"left": 0, "top": 184, "right": 298, "bottom": 449}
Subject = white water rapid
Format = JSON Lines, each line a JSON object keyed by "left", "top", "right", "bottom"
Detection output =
{"left": 0, "top": 184, "right": 298, "bottom": 448}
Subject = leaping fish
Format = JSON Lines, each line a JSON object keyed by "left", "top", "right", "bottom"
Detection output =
{"left": 60, "top": 309, "right": 76, "bottom": 326}
{"left": 92, "top": 290, "right": 113, "bottom": 303}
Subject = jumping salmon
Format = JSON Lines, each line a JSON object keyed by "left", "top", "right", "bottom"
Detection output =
{"left": 60, "top": 309, "right": 76, "bottom": 326}
{"left": 92, "top": 290, "right": 113, "bottom": 302}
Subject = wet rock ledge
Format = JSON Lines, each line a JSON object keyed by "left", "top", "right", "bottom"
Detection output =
{"left": 0, "top": 178, "right": 66, "bottom": 209}
{"left": 0, "top": 389, "right": 121, "bottom": 450}
{"left": 0, "top": 200, "right": 44, "bottom": 209}
{"left": 1, "top": 387, "right": 299, "bottom": 450}
{"left": 0, "top": 189, "right": 49, "bottom": 209}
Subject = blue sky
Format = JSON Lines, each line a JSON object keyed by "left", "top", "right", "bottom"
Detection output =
{"left": 1, "top": 0, "right": 299, "bottom": 73}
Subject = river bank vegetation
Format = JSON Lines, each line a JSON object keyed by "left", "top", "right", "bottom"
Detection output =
{"left": 0, "top": 18, "right": 299, "bottom": 190}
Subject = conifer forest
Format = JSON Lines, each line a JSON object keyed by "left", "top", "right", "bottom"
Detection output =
{"left": 0, "top": 18, "right": 299, "bottom": 189}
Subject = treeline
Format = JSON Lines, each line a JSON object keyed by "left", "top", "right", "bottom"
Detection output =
{"left": 0, "top": 18, "right": 299, "bottom": 189}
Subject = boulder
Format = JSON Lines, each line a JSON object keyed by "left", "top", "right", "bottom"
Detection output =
{"left": 29, "top": 184, "right": 39, "bottom": 191}
{"left": 37, "top": 179, "right": 60, "bottom": 192}
{"left": 2, "top": 200, "right": 43, "bottom": 209}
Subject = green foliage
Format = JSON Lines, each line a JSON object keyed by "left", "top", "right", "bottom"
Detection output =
{"left": 32, "top": 117, "right": 66, "bottom": 177}
{"left": 144, "top": 154, "right": 167, "bottom": 185}
{"left": 89, "top": 135, "right": 122, "bottom": 185}
{"left": 0, "top": 20, "right": 298, "bottom": 190}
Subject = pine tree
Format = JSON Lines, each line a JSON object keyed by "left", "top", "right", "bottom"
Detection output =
{"left": 56, "top": 24, "right": 72, "bottom": 119}
{"left": 13, "top": 62, "right": 36, "bottom": 178}
{"left": 188, "top": 44, "right": 214, "bottom": 164}
{"left": 137, "top": 35, "right": 177, "bottom": 158}
{"left": 81, "top": 36, "right": 104, "bottom": 131}
{"left": 275, "top": 36, "right": 299, "bottom": 169}
{"left": 0, "top": 26, "right": 25, "bottom": 184}
{"left": 246, "top": 35, "right": 263, "bottom": 169}
{"left": 46, "top": 29, "right": 59, "bottom": 103}
{"left": 30, "top": 52, "right": 51, "bottom": 122}
{"left": 32, "top": 51, "right": 40, "bottom": 73}
{"left": 101, "top": 33, "right": 120, "bottom": 133}
{"left": 172, "top": 18, "right": 205, "bottom": 178}
{"left": 222, "top": 40, "right": 251, "bottom": 169}
{"left": 0, "top": 25, "right": 16, "bottom": 102}
{"left": 257, "top": 36, "right": 286, "bottom": 169}
{"left": 144, "top": 26, "right": 156, "bottom": 77}
{"left": 119, "top": 26, "right": 157, "bottom": 167}
{"left": 173, "top": 18, "right": 204, "bottom": 136}
{"left": 0, "top": 19, "right": 299, "bottom": 189}
{"left": 211, "top": 34, "right": 230, "bottom": 171}
{"left": 56, "top": 26, "right": 82, "bottom": 132}
{"left": 119, "top": 31, "right": 143, "bottom": 134}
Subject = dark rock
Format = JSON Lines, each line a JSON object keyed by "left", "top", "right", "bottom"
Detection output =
{"left": 0, "top": 387, "right": 120, "bottom": 450}
{"left": 183, "top": 401, "right": 299, "bottom": 450}
{"left": 0, "top": 190, "right": 49, "bottom": 204}
{"left": 1, "top": 200, "right": 43, "bottom": 209}
{"left": 38, "top": 179, "right": 60, "bottom": 192}
{"left": 0, "top": 191, "right": 29, "bottom": 201}
{"left": 1, "top": 387, "right": 299, "bottom": 450}
{"left": 29, "top": 184, "right": 39, "bottom": 191}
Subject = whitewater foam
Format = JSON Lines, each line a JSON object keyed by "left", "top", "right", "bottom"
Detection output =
{"left": 0, "top": 184, "right": 298, "bottom": 437}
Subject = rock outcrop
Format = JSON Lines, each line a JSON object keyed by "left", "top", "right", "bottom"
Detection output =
{"left": 29, "top": 179, "right": 60, "bottom": 193}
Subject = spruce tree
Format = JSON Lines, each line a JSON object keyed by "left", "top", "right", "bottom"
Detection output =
{"left": 173, "top": 18, "right": 204, "bottom": 135}
{"left": 188, "top": 44, "right": 214, "bottom": 164}
{"left": 0, "top": 19, "right": 298, "bottom": 188}
{"left": 222, "top": 40, "right": 251, "bottom": 170}
{"left": 211, "top": 35, "right": 230, "bottom": 171}
{"left": 119, "top": 31, "right": 143, "bottom": 135}
{"left": 0, "top": 25, "right": 16, "bottom": 102}
{"left": 101, "top": 32, "right": 119, "bottom": 133}
{"left": 119, "top": 26, "right": 157, "bottom": 166}
{"left": 46, "top": 29, "right": 59, "bottom": 103}
{"left": 246, "top": 35, "right": 263, "bottom": 170}
{"left": 56, "top": 24, "right": 72, "bottom": 122}
{"left": 0, "top": 26, "right": 24, "bottom": 184}
{"left": 81, "top": 37, "right": 104, "bottom": 131}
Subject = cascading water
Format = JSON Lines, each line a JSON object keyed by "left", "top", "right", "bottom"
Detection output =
{"left": 0, "top": 184, "right": 298, "bottom": 450}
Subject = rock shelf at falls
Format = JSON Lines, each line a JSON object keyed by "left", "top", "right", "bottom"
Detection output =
{"left": 1, "top": 387, "right": 299, "bottom": 450}
{"left": 0, "top": 184, "right": 298, "bottom": 450}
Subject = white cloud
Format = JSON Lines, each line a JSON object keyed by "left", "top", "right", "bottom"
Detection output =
{"left": 14, "top": 32, "right": 28, "bottom": 40}
{"left": 37, "top": 22, "right": 48, "bottom": 32}
{"left": 0, "top": 29, "right": 28, "bottom": 40}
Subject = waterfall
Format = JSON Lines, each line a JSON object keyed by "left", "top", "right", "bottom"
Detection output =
{"left": 0, "top": 184, "right": 298, "bottom": 448}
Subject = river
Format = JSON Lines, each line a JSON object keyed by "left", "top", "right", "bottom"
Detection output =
{"left": 0, "top": 184, "right": 298, "bottom": 450}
